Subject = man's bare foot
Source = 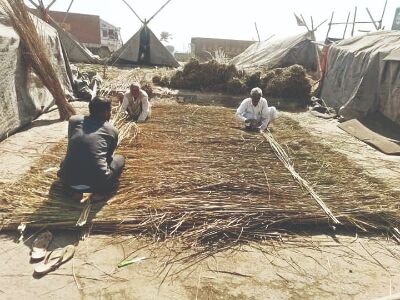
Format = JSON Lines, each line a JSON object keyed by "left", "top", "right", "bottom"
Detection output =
{"left": 89, "top": 193, "right": 108, "bottom": 203}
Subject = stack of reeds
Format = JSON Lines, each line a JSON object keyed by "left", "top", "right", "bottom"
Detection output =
{"left": 99, "top": 68, "right": 155, "bottom": 100}
{"left": 0, "top": 0, "right": 75, "bottom": 120}
{"left": 1, "top": 101, "right": 399, "bottom": 253}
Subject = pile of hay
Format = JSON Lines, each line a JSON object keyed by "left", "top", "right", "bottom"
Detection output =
{"left": 152, "top": 59, "right": 311, "bottom": 104}
{"left": 1, "top": 102, "right": 399, "bottom": 255}
{"left": 99, "top": 69, "right": 154, "bottom": 99}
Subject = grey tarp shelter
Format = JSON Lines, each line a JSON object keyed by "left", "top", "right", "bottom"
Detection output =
{"left": 231, "top": 32, "right": 319, "bottom": 71}
{"left": 110, "top": 24, "right": 179, "bottom": 67}
{"left": 320, "top": 31, "right": 400, "bottom": 125}
{"left": 29, "top": 9, "right": 102, "bottom": 64}
{"left": 0, "top": 13, "right": 73, "bottom": 140}
{"left": 47, "top": 18, "right": 103, "bottom": 64}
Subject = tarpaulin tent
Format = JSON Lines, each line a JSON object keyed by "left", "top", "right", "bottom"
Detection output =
{"left": 110, "top": 24, "right": 179, "bottom": 67}
{"left": 48, "top": 19, "right": 103, "bottom": 64}
{"left": 110, "top": 0, "right": 179, "bottom": 68}
{"left": 30, "top": 8, "right": 103, "bottom": 64}
{"left": 320, "top": 31, "right": 400, "bottom": 124}
{"left": 231, "top": 32, "right": 319, "bottom": 71}
{"left": 0, "top": 13, "right": 73, "bottom": 140}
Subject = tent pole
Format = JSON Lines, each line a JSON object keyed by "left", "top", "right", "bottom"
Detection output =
{"left": 314, "top": 19, "right": 327, "bottom": 31}
{"left": 46, "top": 0, "right": 57, "bottom": 10}
{"left": 311, "top": 16, "right": 314, "bottom": 31}
{"left": 264, "top": 34, "right": 275, "bottom": 42}
{"left": 121, "top": 0, "right": 144, "bottom": 24}
{"left": 27, "top": 0, "right": 39, "bottom": 8}
{"left": 379, "top": 0, "right": 388, "bottom": 30}
{"left": 254, "top": 22, "right": 261, "bottom": 42}
{"left": 366, "top": 8, "right": 379, "bottom": 30}
{"left": 62, "top": 0, "right": 74, "bottom": 24}
{"left": 300, "top": 14, "right": 310, "bottom": 32}
{"left": 147, "top": 0, "right": 173, "bottom": 25}
{"left": 351, "top": 6, "right": 357, "bottom": 37}
{"left": 342, "top": 11, "right": 351, "bottom": 39}
{"left": 325, "top": 11, "right": 334, "bottom": 41}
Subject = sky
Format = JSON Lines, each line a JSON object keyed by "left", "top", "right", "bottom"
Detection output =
{"left": 26, "top": 0, "right": 399, "bottom": 52}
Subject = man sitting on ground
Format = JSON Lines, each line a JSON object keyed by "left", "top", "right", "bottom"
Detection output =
{"left": 236, "top": 87, "right": 278, "bottom": 131}
{"left": 119, "top": 83, "right": 151, "bottom": 122}
{"left": 58, "top": 96, "right": 125, "bottom": 199}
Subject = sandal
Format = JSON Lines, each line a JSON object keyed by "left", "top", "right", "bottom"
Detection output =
{"left": 31, "top": 231, "right": 52, "bottom": 260}
{"left": 34, "top": 245, "right": 75, "bottom": 275}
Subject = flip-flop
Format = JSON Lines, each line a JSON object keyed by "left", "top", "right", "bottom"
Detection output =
{"left": 34, "top": 245, "right": 75, "bottom": 275}
{"left": 31, "top": 231, "right": 52, "bottom": 260}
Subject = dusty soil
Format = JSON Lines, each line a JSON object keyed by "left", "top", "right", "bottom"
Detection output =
{"left": 0, "top": 102, "right": 87, "bottom": 184}
{"left": 1, "top": 100, "right": 400, "bottom": 299}
{"left": 1, "top": 232, "right": 400, "bottom": 300}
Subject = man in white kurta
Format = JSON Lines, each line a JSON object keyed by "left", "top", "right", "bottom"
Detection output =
{"left": 236, "top": 87, "right": 278, "bottom": 131}
{"left": 119, "top": 83, "right": 151, "bottom": 122}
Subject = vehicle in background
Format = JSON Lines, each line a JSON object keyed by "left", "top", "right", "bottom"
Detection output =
{"left": 44, "top": 10, "right": 123, "bottom": 58}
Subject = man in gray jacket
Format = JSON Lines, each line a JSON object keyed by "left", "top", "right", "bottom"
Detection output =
{"left": 58, "top": 96, "right": 125, "bottom": 198}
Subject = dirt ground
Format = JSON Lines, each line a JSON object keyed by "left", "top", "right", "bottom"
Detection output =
{"left": 1, "top": 232, "right": 400, "bottom": 300}
{"left": 1, "top": 100, "right": 400, "bottom": 299}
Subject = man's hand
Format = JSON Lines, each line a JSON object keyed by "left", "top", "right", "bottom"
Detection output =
{"left": 245, "top": 119, "right": 257, "bottom": 125}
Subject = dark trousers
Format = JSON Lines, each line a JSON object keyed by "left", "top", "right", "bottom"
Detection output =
{"left": 99, "top": 154, "right": 125, "bottom": 193}
{"left": 61, "top": 154, "right": 125, "bottom": 194}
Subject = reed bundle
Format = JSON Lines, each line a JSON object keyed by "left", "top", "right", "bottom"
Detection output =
{"left": 99, "top": 69, "right": 155, "bottom": 99}
{"left": 0, "top": 0, "right": 75, "bottom": 120}
{"left": 1, "top": 102, "right": 399, "bottom": 252}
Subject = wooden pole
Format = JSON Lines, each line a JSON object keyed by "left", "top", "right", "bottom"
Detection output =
{"left": 46, "top": 0, "right": 57, "bottom": 10}
{"left": 366, "top": 8, "right": 379, "bottom": 30}
{"left": 379, "top": 0, "right": 388, "bottom": 29}
{"left": 147, "top": 0, "right": 173, "bottom": 24}
{"left": 27, "top": 0, "right": 39, "bottom": 8}
{"left": 343, "top": 11, "right": 351, "bottom": 39}
{"left": 121, "top": 0, "right": 144, "bottom": 24}
{"left": 62, "top": 0, "right": 74, "bottom": 24}
{"left": 326, "top": 12, "right": 334, "bottom": 41}
{"left": 264, "top": 34, "right": 275, "bottom": 42}
{"left": 311, "top": 16, "right": 314, "bottom": 31}
{"left": 300, "top": 14, "right": 310, "bottom": 31}
{"left": 351, "top": 6, "right": 357, "bottom": 37}
{"left": 254, "top": 22, "right": 261, "bottom": 42}
{"left": 314, "top": 19, "right": 328, "bottom": 31}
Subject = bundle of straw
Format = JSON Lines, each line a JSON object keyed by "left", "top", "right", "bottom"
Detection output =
{"left": 0, "top": 0, "right": 75, "bottom": 120}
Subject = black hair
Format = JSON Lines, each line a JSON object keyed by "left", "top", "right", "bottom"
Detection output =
{"left": 89, "top": 96, "right": 111, "bottom": 116}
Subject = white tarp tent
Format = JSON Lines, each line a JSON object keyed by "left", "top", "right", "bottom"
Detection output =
{"left": 0, "top": 13, "right": 73, "bottom": 140}
{"left": 231, "top": 32, "right": 319, "bottom": 71}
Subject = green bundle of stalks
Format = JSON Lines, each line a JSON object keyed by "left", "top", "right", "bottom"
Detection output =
{"left": 0, "top": 0, "right": 76, "bottom": 120}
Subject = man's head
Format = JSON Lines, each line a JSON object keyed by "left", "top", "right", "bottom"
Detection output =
{"left": 250, "top": 87, "right": 262, "bottom": 106}
{"left": 89, "top": 96, "right": 112, "bottom": 121}
{"left": 117, "top": 92, "right": 124, "bottom": 104}
{"left": 130, "top": 82, "right": 141, "bottom": 98}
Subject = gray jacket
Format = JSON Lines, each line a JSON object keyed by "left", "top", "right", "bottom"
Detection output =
{"left": 58, "top": 115, "right": 119, "bottom": 187}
